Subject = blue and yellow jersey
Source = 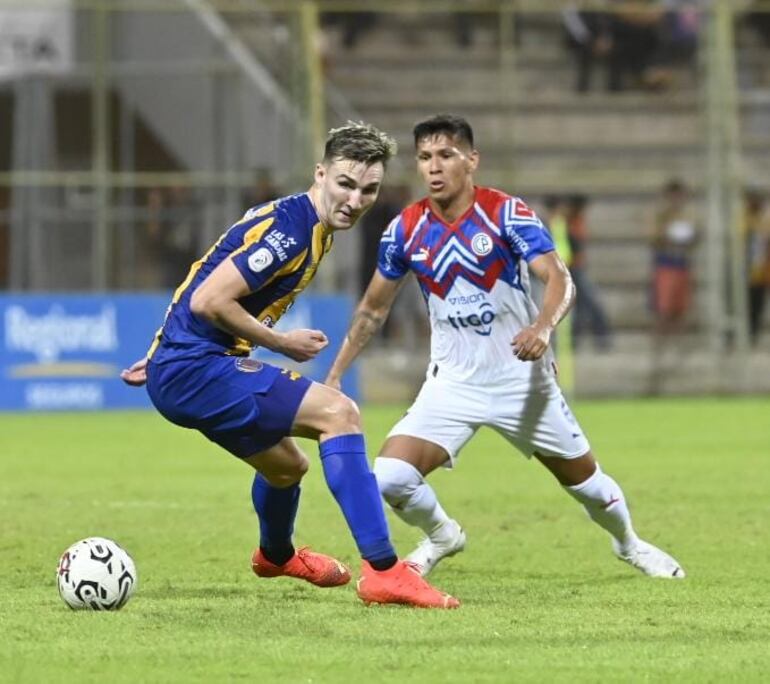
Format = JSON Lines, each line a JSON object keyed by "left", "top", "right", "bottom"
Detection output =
{"left": 148, "top": 192, "right": 332, "bottom": 364}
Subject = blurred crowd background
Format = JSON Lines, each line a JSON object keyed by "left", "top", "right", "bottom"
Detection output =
{"left": 1, "top": 0, "right": 769, "bottom": 399}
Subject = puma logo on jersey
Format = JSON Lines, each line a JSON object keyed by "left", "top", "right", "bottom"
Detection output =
{"left": 411, "top": 247, "right": 430, "bottom": 262}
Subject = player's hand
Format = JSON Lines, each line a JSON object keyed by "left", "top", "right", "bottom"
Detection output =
{"left": 120, "top": 357, "right": 148, "bottom": 386}
{"left": 276, "top": 329, "right": 328, "bottom": 362}
{"left": 511, "top": 324, "right": 551, "bottom": 362}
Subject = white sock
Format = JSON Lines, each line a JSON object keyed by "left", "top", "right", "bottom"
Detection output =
{"left": 373, "top": 457, "right": 452, "bottom": 541}
{"left": 565, "top": 464, "right": 639, "bottom": 554}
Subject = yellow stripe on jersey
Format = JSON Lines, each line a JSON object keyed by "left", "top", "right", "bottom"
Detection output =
{"left": 230, "top": 217, "right": 276, "bottom": 259}
{"left": 225, "top": 246, "right": 311, "bottom": 356}
{"left": 254, "top": 223, "right": 331, "bottom": 326}
{"left": 231, "top": 202, "right": 276, "bottom": 229}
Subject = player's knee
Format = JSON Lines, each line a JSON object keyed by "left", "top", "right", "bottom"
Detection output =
{"left": 260, "top": 453, "right": 309, "bottom": 487}
{"left": 323, "top": 394, "right": 362, "bottom": 436}
{"left": 373, "top": 457, "right": 421, "bottom": 507}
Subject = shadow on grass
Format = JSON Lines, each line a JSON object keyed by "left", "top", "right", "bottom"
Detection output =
{"left": 139, "top": 586, "right": 253, "bottom": 600}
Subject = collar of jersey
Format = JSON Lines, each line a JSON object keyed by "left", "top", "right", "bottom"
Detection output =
{"left": 426, "top": 186, "right": 479, "bottom": 230}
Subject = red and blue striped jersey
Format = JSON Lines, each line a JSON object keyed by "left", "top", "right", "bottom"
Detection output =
{"left": 377, "top": 186, "right": 556, "bottom": 385}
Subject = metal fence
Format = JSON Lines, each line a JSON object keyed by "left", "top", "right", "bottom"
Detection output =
{"left": 1, "top": 1, "right": 768, "bottom": 394}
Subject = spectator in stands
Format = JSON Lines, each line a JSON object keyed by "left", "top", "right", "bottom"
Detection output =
{"left": 644, "top": 2, "right": 700, "bottom": 90}
{"left": 146, "top": 185, "right": 202, "bottom": 289}
{"left": 650, "top": 179, "right": 698, "bottom": 342}
{"left": 566, "top": 195, "right": 611, "bottom": 349}
{"left": 746, "top": 2, "right": 770, "bottom": 47}
{"left": 453, "top": 3, "right": 521, "bottom": 49}
{"left": 743, "top": 190, "right": 770, "bottom": 346}
{"left": 322, "top": 12, "right": 379, "bottom": 50}
{"left": 242, "top": 168, "right": 281, "bottom": 210}
{"left": 562, "top": 8, "right": 613, "bottom": 92}
{"left": 607, "top": 1, "right": 665, "bottom": 91}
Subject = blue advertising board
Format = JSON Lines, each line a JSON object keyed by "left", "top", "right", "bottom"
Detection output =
{"left": 0, "top": 293, "right": 357, "bottom": 411}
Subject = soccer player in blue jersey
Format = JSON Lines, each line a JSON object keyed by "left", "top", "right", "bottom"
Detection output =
{"left": 326, "top": 114, "right": 684, "bottom": 580}
{"left": 120, "top": 122, "right": 458, "bottom": 608}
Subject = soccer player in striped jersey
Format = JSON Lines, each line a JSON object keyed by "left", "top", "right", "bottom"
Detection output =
{"left": 326, "top": 114, "right": 684, "bottom": 580}
{"left": 120, "top": 122, "right": 458, "bottom": 609}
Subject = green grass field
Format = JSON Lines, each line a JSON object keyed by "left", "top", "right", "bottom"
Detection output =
{"left": 1, "top": 398, "right": 769, "bottom": 683}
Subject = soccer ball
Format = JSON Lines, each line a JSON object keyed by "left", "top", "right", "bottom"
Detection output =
{"left": 56, "top": 537, "right": 137, "bottom": 611}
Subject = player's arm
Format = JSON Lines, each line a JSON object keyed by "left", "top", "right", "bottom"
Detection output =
{"left": 512, "top": 251, "right": 575, "bottom": 362}
{"left": 325, "top": 271, "right": 404, "bottom": 389}
{"left": 190, "top": 258, "right": 327, "bottom": 362}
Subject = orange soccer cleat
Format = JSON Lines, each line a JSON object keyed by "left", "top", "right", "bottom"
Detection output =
{"left": 251, "top": 547, "right": 351, "bottom": 588}
{"left": 356, "top": 560, "right": 460, "bottom": 609}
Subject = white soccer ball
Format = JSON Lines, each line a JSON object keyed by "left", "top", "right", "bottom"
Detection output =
{"left": 56, "top": 537, "right": 137, "bottom": 611}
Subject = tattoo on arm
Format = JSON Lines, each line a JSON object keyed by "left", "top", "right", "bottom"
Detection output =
{"left": 346, "top": 310, "right": 384, "bottom": 349}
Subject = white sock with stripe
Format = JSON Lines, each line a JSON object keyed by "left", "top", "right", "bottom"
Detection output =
{"left": 565, "top": 464, "right": 639, "bottom": 554}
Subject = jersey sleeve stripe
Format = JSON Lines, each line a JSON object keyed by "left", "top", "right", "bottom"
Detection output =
{"left": 380, "top": 216, "right": 399, "bottom": 243}
{"left": 229, "top": 217, "right": 277, "bottom": 260}
{"left": 504, "top": 199, "right": 543, "bottom": 228}
{"left": 232, "top": 202, "right": 276, "bottom": 228}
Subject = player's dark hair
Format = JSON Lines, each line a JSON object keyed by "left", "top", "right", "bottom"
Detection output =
{"left": 413, "top": 114, "right": 474, "bottom": 149}
{"left": 323, "top": 121, "right": 397, "bottom": 167}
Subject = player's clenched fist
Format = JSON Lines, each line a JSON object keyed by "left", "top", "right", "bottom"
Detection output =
{"left": 511, "top": 324, "right": 551, "bottom": 362}
{"left": 276, "top": 329, "right": 329, "bottom": 362}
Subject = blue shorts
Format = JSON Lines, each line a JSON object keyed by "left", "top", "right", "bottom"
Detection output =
{"left": 146, "top": 355, "right": 313, "bottom": 458}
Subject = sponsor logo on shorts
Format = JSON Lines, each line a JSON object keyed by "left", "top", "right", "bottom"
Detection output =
{"left": 248, "top": 247, "right": 274, "bottom": 273}
{"left": 448, "top": 302, "right": 496, "bottom": 336}
{"left": 471, "top": 233, "right": 493, "bottom": 256}
{"left": 235, "top": 358, "right": 263, "bottom": 373}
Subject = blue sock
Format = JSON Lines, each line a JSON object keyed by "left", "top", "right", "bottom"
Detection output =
{"left": 319, "top": 434, "right": 396, "bottom": 563}
{"left": 251, "top": 474, "right": 298, "bottom": 566}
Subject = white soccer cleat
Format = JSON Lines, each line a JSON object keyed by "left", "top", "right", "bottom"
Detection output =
{"left": 613, "top": 539, "right": 685, "bottom": 579}
{"left": 405, "top": 519, "right": 466, "bottom": 577}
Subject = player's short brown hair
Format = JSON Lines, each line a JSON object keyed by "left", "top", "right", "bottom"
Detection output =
{"left": 413, "top": 114, "right": 474, "bottom": 148}
{"left": 323, "top": 121, "right": 397, "bottom": 167}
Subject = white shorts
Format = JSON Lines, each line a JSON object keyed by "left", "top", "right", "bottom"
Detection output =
{"left": 387, "top": 374, "right": 591, "bottom": 467}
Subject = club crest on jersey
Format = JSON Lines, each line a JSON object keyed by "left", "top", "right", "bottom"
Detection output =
{"left": 248, "top": 247, "right": 274, "bottom": 273}
{"left": 235, "top": 358, "right": 263, "bottom": 373}
{"left": 471, "top": 233, "right": 493, "bottom": 257}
